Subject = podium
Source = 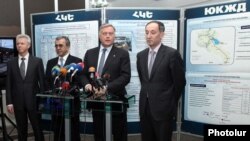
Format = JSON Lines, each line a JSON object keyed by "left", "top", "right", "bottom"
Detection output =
{"left": 37, "top": 93, "right": 75, "bottom": 141}
{"left": 81, "top": 94, "right": 135, "bottom": 141}
{"left": 37, "top": 92, "right": 135, "bottom": 141}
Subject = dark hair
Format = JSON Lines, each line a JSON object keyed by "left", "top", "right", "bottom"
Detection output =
{"left": 55, "top": 36, "right": 70, "bottom": 47}
{"left": 145, "top": 20, "right": 165, "bottom": 32}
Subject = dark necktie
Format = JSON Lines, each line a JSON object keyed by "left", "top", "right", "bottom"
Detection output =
{"left": 20, "top": 58, "right": 26, "bottom": 79}
{"left": 148, "top": 50, "right": 156, "bottom": 77}
{"left": 98, "top": 48, "right": 107, "bottom": 75}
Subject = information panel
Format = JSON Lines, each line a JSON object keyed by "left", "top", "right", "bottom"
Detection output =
{"left": 32, "top": 9, "right": 102, "bottom": 68}
{"left": 184, "top": 1, "right": 250, "bottom": 124}
{"left": 106, "top": 8, "right": 180, "bottom": 122}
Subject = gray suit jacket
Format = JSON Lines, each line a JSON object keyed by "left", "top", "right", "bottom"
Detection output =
{"left": 137, "top": 44, "right": 186, "bottom": 121}
{"left": 6, "top": 55, "right": 45, "bottom": 110}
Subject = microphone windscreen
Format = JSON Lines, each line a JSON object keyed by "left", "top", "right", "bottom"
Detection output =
{"left": 67, "top": 63, "right": 76, "bottom": 72}
{"left": 60, "top": 68, "right": 68, "bottom": 76}
{"left": 51, "top": 65, "right": 60, "bottom": 76}
{"left": 61, "top": 81, "right": 70, "bottom": 90}
{"left": 75, "top": 64, "right": 83, "bottom": 72}
{"left": 89, "top": 66, "right": 95, "bottom": 73}
{"left": 78, "top": 62, "right": 84, "bottom": 69}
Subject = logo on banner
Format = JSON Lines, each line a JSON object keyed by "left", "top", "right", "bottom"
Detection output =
{"left": 132, "top": 11, "right": 153, "bottom": 19}
{"left": 55, "top": 14, "right": 74, "bottom": 22}
{"left": 204, "top": 2, "right": 246, "bottom": 16}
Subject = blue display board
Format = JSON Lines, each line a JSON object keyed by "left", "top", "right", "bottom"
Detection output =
{"left": 183, "top": 0, "right": 250, "bottom": 135}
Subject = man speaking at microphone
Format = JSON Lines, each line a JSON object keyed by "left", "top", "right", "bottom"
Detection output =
{"left": 45, "top": 36, "right": 82, "bottom": 141}
{"left": 82, "top": 23, "right": 131, "bottom": 141}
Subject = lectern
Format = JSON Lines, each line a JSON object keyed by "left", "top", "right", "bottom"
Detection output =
{"left": 37, "top": 93, "right": 135, "bottom": 141}
{"left": 37, "top": 93, "right": 74, "bottom": 141}
{"left": 81, "top": 94, "right": 135, "bottom": 141}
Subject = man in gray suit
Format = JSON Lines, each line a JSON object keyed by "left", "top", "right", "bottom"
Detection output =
{"left": 137, "top": 21, "right": 186, "bottom": 141}
{"left": 6, "top": 34, "right": 45, "bottom": 141}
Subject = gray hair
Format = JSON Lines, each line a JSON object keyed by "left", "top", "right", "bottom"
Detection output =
{"left": 55, "top": 36, "right": 70, "bottom": 47}
{"left": 16, "top": 34, "right": 31, "bottom": 45}
{"left": 99, "top": 23, "right": 116, "bottom": 34}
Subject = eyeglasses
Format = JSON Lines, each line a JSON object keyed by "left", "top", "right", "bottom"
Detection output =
{"left": 55, "top": 44, "right": 64, "bottom": 48}
{"left": 101, "top": 32, "right": 114, "bottom": 36}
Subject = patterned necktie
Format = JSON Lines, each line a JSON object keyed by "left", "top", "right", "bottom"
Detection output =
{"left": 98, "top": 48, "right": 107, "bottom": 76}
{"left": 20, "top": 58, "right": 26, "bottom": 79}
{"left": 148, "top": 50, "right": 156, "bottom": 77}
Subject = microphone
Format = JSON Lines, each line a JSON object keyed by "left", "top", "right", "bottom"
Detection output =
{"left": 60, "top": 67, "right": 68, "bottom": 77}
{"left": 65, "top": 63, "right": 76, "bottom": 73}
{"left": 61, "top": 81, "right": 70, "bottom": 91}
{"left": 71, "top": 62, "right": 84, "bottom": 77}
{"left": 53, "top": 67, "right": 68, "bottom": 85}
{"left": 78, "top": 62, "right": 84, "bottom": 69}
{"left": 51, "top": 65, "right": 60, "bottom": 76}
{"left": 89, "top": 66, "right": 96, "bottom": 80}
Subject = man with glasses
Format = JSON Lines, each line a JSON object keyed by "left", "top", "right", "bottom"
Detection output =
{"left": 45, "top": 36, "right": 82, "bottom": 141}
{"left": 82, "top": 23, "right": 131, "bottom": 141}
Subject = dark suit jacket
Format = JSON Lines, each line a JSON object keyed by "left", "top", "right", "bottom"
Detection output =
{"left": 82, "top": 45, "right": 131, "bottom": 109}
{"left": 45, "top": 54, "right": 82, "bottom": 90}
{"left": 137, "top": 44, "right": 186, "bottom": 121}
{"left": 6, "top": 56, "right": 45, "bottom": 110}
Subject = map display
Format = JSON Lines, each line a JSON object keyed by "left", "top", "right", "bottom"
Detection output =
{"left": 190, "top": 27, "right": 235, "bottom": 65}
{"left": 185, "top": 10, "right": 250, "bottom": 124}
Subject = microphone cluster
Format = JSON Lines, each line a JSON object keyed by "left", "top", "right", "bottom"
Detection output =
{"left": 89, "top": 67, "right": 110, "bottom": 90}
{"left": 51, "top": 62, "right": 84, "bottom": 95}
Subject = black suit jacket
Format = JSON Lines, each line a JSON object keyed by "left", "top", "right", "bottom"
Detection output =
{"left": 45, "top": 54, "right": 82, "bottom": 90}
{"left": 137, "top": 44, "right": 186, "bottom": 121}
{"left": 82, "top": 46, "right": 131, "bottom": 108}
{"left": 6, "top": 56, "right": 45, "bottom": 110}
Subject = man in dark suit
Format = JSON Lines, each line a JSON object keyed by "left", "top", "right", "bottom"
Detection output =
{"left": 6, "top": 34, "right": 45, "bottom": 141}
{"left": 136, "top": 21, "right": 186, "bottom": 141}
{"left": 82, "top": 23, "right": 131, "bottom": 141}
{"left": 45, "top": 36, "right": 82, "bottom": 141}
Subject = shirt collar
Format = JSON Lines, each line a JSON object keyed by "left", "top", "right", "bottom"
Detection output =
{"left": 19, "top": 53, "right": 29, "bottom": 60}
{"left": 100, "top": 45, "right": 112, "bottom": 53}
{"left": 149, "top": 43, "right": 161, "bottom": 53}
{"left": 59, "top": 53, "right": 69, "bottom": 61}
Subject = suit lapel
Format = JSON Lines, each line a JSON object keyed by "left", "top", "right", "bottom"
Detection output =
{"left": 102, "top": 46, "right": 116, "bottom": 75}
{"left": 14, "top": 57, "right": 23, "bottom": 80}
{"left": 25, "top": 56, "right": 33, "bottom": 80}
{"left": 150, "top": 45, "right": 165, "bottom": 79}
{"left": 65, "top": 55, "right": 72, "bottom": 66}
{"left": 92, "top": 48, "right": 99, "bottom": 69}
{"left": 142, "top": 49, "right": 150, "bottom": 80}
